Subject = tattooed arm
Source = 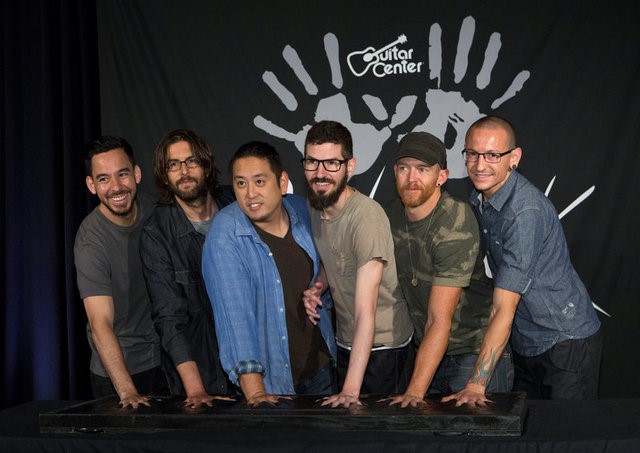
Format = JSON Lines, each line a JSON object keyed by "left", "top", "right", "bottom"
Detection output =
{"left": 442, "top": 287, "right": 520, "bottom": 407}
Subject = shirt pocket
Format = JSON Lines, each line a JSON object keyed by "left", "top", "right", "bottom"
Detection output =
{"left": 174, "top": 269, "right": 205, "bottom": 313}
{"left": 335, "top": 250, "right": 356, "bottom": 278}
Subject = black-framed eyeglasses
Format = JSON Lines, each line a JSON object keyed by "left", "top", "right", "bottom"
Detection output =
{"left": 166, "top": 156, "right": 201, "bottom": 172}
{"left": 301, "top": 157, "right": 350, "bottom": 172}
{"left": 462, "top": 148, "right": 516, "bottom": 163}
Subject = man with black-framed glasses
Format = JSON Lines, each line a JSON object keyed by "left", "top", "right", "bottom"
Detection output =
{"left": 140, "top": 129, "right": 235, "bottom": 408}
{"left": 302, "top": 120, "right": 414, "bottom": 408}
{"left": 443, "top": 115, "right": 601, "bottom": 406}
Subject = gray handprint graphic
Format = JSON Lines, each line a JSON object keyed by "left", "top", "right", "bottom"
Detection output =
{"left": 412, "top": 16, "right": 530, "bottom": 178}
{"left": 254, "top": 16, "right": 530, "bottom": 182}
{"left": 254, "top": 33, "right": 416, "bottom": 176}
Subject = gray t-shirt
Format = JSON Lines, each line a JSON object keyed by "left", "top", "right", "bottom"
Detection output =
{"left": 310, "top": 189, "right": 413, "bottom": 347}
{"left": 74, "top": 193, "right": 161, "bottom": 376}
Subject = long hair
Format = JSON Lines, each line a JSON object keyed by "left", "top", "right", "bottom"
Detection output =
{"left": 153, "top": 129, "right": 220, "bottom": 204}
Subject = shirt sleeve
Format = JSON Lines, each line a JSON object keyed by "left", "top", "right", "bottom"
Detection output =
{"left": 140, "top": 222, "right": 193, "bottom": 367}
{"left": 201, "top": 220, "right": 266, "bottom": 385}
{"left": 74, "top": 229, "right": 112, "bottom": 299}
{"left": 351, "top": 201, "right": 395, "bottom": 269}
{"left": 431, "top": 204, "right": 480, "bottom": 288}
{"left": 492, "top": 206, "right": 544, "bottom": 294}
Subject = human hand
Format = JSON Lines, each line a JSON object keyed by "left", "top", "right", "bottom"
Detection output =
{"left": 441, "top": 383, "right": 492, "bottom": 408}
{"left": 320, "top": 392, "right": 362, "bottom": 408}
{"left": 380, "top": 393, "right": 428, "bottom": 409}
{"left": 118, "top": 391, "right": 151, "bottom": 409}
{"left": 183, "top": 391, "right": 235, "bottom": 409}
{"left": 302, "top": 282, "right": 324, "bottom": 325}
{"left": 246, "top": 392, "right": 290, "bottom": 408}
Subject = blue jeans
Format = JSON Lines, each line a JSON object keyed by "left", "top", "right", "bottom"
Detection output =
{"left": 429, "top": 347, "right": 514, "bottom": 394}
{"left": 294, "top": 362, "right": 337, "bottom": 396}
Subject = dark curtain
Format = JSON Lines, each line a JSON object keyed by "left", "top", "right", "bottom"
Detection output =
{"left": 1, "top": 0, "right": 100, "bottom": 408}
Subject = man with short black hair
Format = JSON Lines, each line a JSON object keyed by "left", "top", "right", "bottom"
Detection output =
{"left": 74, "top": 136, "right": 165, "bottom": 408}
{"left": 302, "top": 120, "right": 414, "bottom": 408}
{"left": 203, "top": 141, "right": 336, "bottom": 406}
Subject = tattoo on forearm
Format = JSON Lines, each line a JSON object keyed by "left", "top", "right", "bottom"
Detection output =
{"left": 469, "top": 349, "right": 498, "bottom": 387}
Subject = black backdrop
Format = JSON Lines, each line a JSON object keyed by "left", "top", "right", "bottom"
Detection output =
{"left": 2, "top": 0, "right": 640, "bottom": 408}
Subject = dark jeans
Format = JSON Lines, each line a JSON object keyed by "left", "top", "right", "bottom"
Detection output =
{"left": 429, "top": 347, "right": 514, "bottom": 394}
{"left": 90, "top": 366, "right": 169, "bottom": 398}
{"left": 513, "top": 329, "right": 602, "bottom": 399}
{"left": 294, "top": 362, "right": 337, "bottom": 396}
{"left": 337, "top": 342, "right": 415, "bottom": 395}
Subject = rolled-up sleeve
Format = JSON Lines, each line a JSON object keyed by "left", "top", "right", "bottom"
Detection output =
{"left": 492, "top": 206, "right": 544, "bottom": 295}
{"left": 202, "top": 218, "right": 266, "bottom": 385}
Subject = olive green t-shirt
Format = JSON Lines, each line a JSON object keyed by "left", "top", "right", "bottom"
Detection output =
{"left": 385, "top": 191, "right": 492, "bottom": 355}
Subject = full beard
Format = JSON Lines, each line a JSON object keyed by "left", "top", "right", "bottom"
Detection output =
{"left": 306, "top": 174, "right": 348, "bottom": 211}
{"left": 172, "top": 176, "right": 208, "bottom": 203}
{"left": 397, "top": 182, "right": 436, "bottom": 209}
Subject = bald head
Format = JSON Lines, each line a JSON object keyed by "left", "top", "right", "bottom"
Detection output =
{"left": 467, "top": 116, "right": 517, "bottom": 149}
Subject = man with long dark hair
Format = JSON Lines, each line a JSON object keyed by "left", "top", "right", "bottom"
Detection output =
{"left": 140, "top": 129, "right": 234, "bottom": 407}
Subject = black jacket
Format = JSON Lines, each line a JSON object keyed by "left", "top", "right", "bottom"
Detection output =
{"left": 140, "top": 187, "right": 235, "bottom": 396}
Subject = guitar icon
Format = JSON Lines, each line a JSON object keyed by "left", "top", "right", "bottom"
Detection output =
{"left": 347, "top": 35, "right": 408, "bottom": 77}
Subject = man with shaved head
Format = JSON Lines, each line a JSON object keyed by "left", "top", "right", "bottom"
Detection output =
{"left": 444, "top": 116, "right": 601, "bottom": 404}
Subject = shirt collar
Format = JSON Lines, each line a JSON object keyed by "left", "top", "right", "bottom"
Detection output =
{"left": 470, "top": 170, "right": 519, "bottom": 212}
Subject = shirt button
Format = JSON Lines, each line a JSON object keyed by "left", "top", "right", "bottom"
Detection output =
{"left": 281, "top": 336, "right": 286, "bottom": 341}
{"left": 268, "top": 252, "right": 273, "bottom": 256}
{"left": 279, "top": 308, "right": 284, "bottom": 313}
{"left": 284, "top": 364, "right": 288, "bottom": 368}
{"left": 483, "top": 229, "right": 488, "bottom": 233}
{"left": 276, "top": 279, "right": 281, "bottom": 284}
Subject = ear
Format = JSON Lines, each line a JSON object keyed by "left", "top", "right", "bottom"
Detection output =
{"left": 134, "top": 165, "right": 142, "bottom": 184}
{"left": 393, "top": 163, "right": 398, "bottom": 178}
{"left": 346, "top": 157, "right": 356, "bottom": 179}
{"left": 437, "top": 168, "right": 449, "bottom": 187}
{"left": 85, "top": 176, "right": 97, "bottom": 195}
{"left": 279, "top": 170, "right": 290, "bottom": 196}
{"left": 510, "top": 147, "right": 522, "bottom": 169}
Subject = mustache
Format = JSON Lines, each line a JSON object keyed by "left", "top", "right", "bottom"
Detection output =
{"left": 309, "top": 177, "right": 335, "bottom": 185}
{"left": 399, "top": 182, "right": 423, "bottom": 190}
{"left": 107, "top": 190, "right": 130, "bottom": 197}
{"left": 177, "top": 176, "right": 197, "bottom": 184}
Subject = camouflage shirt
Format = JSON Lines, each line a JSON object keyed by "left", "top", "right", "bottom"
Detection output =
{"left": 385, "top": 191, "right": 493, "bottom": 355}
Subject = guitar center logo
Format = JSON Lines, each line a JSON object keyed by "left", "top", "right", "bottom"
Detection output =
{"left": 346, "top": 35, "right": 424, "bottom": 78}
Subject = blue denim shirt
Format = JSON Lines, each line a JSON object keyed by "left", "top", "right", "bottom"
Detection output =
{"left": 470, "top": 171, "right": 600, "bottom": 356}
{"left": 202, "top": 194, "right": 337, "bottom": 394}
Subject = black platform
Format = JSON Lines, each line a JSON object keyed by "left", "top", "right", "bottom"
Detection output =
{"left": 39, "top": 393, "right": 526, "bottom": 436}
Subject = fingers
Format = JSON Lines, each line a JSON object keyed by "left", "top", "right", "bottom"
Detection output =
{"left": 119, "top": 394, "right": 150, "bottom": 409}
{"left": 320, "top": 393, "right": 362, "bottom": 408}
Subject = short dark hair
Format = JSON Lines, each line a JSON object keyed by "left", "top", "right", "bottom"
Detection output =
{"left": 467, "top": 116, "right": 517, "bottom": 148}
{"left": 153, "top": 129, "right": 220, "bottom": 204}
{"left": 83, "top": 135, "right": 135, "bottom": 176}
{"left": 229, "top": 141, "right": 283, "bottom": 180}
{"left": 304, "top": 120, "right": 353, "bottom": 159}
